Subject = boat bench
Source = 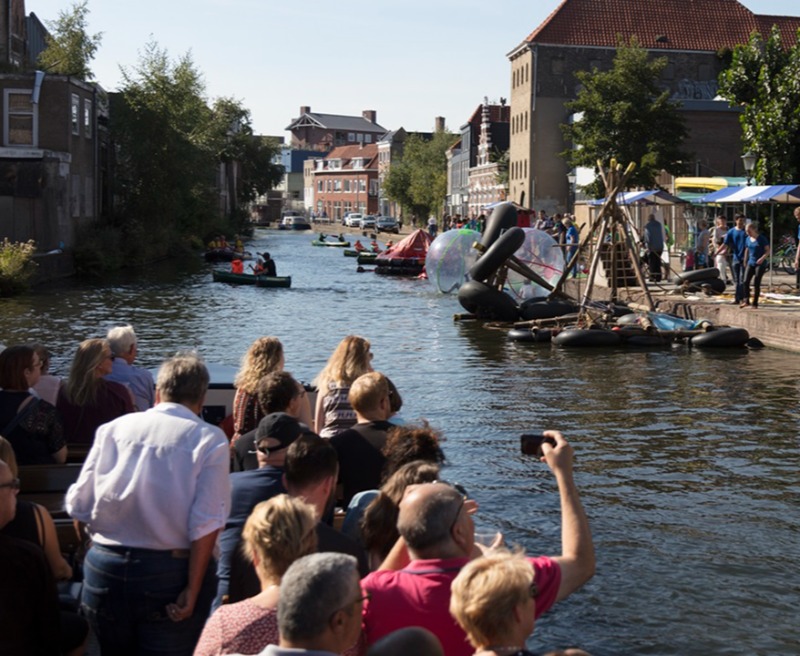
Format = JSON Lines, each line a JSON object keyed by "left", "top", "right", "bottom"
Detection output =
{"left": 18, "top": 463, "right": 83, "bottom": 519}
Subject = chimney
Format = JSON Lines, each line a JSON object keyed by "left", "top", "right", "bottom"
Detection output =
{"left": 363, "top": 110, "right": 377, "bottom": 123}
{"left": 435, "top": 116, "right": 445, "bottom": 132}
{"left": 300, "top": 105, "right": 310, "bottom": 115}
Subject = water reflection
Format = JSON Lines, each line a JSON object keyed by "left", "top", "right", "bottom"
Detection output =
{"left": 2, "top": 229, "right": 800, "bottom": 654}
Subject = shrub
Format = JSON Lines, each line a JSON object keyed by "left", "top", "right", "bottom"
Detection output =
{"left": 0, "top": 239, "right": 37, "bottom": 296}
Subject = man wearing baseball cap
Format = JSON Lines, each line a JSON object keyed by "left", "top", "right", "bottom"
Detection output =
{"left": 215, "top": 412, "right": 307, "bottom": 608}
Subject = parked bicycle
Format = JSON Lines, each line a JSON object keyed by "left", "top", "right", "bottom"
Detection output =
{"left": 769, "top": 234, "right": 797, "bottom": 275}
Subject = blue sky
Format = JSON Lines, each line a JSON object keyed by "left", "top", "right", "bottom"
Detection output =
{"left": 28, "top": 0, "right": 800, "bottom": 137}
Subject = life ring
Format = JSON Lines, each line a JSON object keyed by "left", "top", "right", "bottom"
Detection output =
{"left": 518, "top": 297, "right": 578, "bottom": 320}
{"left": 552, "top": 328, "right": 622, "bottom": 347}
{"left": 468, "top": 227, "right": 526, "bottom": 282}
{"left": 457, "top": 280, "right": 520, "bottom": 322}
{"left": 478, "top": 203, "right": 519, "bottom": 251}
{"left": 673, "top": 267, "right": 720, "bottom": 284}
{"left": 507, "top": 327, "right": 553, "bottom": 343}
{"left": 690, "top": 327, "right": 750, "bottom": 348}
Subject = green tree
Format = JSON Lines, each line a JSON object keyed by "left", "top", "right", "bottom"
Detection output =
{"left": 718, "top": 26, "right": 800, "bottom": 184}
{"left": 37, "top": 0, "right": 102, "bottom": 80}
{"left": 561, "top": 37, "right": 690, "bottom": 196}
{"left": 112, "top": 41, "right": 218, "bottom": 250}
{"left": 209, "top": 98, "right": 283, "bottom": 214}
{"left": 490, "top": 147, "right": 509, "bottom": 190}
{"left": 383, "top": 130, "right": 455, "bottom": 220}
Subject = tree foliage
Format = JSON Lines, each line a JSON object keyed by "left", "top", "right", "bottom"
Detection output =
{"left": 37, "top": 0, "right": 102, "bottom": 80}
{"left": 718, "top": 26, "right": 800, "bottom": 184}
{"left": 383, "top": 131, "right": 455, "bottom": 220}
{"left": 561, "top": 37, "right": 690, "bottom": 196}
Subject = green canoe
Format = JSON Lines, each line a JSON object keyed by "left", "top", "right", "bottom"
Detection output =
{"left": 212, "top": 270, "right": 292, "bottom": 288}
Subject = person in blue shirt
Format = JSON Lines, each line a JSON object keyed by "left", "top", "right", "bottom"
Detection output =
{"left": 742, "top": 222, "right": 770, "bottom": 309}
{"left": 793, "top": 206, "right": 800, "bottom": 289}
{"left": 564, "top": 217, "right": 580, "bottom": 277}
{"left": 717, "top": 215, "right": 748, "bottom": 304}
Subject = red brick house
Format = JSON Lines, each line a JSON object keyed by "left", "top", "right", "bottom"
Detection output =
{"left": 286, "top": 106, "right": 387, "bottom": 152}
{"left": 312, "top": 143, "right": 379, "bottom": 221}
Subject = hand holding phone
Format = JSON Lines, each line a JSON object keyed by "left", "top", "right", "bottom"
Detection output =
{"left": 520, "top": 433, "right": 557, "bottom": 457}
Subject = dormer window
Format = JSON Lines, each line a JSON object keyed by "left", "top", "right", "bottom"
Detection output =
{"left": 329, "top": 159, "right": 342, "bottom": 170}
{"left": 352, "top": 158, "right": 363, "bottom": 169}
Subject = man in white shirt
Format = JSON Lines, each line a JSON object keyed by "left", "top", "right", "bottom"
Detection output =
{"left": 105, "top": 324, "right": 155, "bottom": 410}
{"left": 66, "top": 352, "right": 231, "bottom": 656}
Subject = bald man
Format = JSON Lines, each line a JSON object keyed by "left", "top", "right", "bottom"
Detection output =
{"left": 360, "top": 431, "right": 595, "bottom": 656}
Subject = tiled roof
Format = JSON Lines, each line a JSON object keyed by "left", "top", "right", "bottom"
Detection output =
{"left": 523, "top": 0, "right": 799, "bottom": 52}
{"left": 286, "top": 112, "right": 386, "bottom": 133}
{"left": 323, "top": 143, "right": 379, "bottom": 169}
{"left": 756, "top": 15, "right": 800, "bottom": 47}
{"left": 465, "top": 104, "right": 510, "bottom": 126}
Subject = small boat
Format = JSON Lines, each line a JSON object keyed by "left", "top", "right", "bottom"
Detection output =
{"left": 312, "top": 239, "right": 350, "bottom": 247}
{"left": 357, "top": 253, "right": 379, "bottom": 265}
{"left": 212, "top": 270, "right": 291, "bottom": 288}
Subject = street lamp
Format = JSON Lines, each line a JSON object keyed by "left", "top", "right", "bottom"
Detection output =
{"left": 567, "top": 172, "right": 577, "bottom": 212}
{"left": 742, "top": 151, "right": 756, "bottom": 185}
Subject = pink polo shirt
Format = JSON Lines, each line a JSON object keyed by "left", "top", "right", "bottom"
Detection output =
{"left": 361, "top": 555, "right": 561, "bottom": 656}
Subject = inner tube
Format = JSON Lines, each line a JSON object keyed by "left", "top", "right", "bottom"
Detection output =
{"left": 457, "top": 280, "right": 520, "bottom": 322}
{"left": 478, "top": 203, "right": 519, "bottom": 251}
{"left": 691, "top": 327, "right": 750, "bottom": 348}
{"left": 679, "top": 277, "right": 726, "bottom": 294}
{"left": 673, "top": 267, "right": 720, "bottom": 284}
{"left": 468, "top": 227, "right": 526, "bottom": 282}
{"left": 507, "top": 328, "right": 553, "bottom": 343}
{"left": 552, "top": 328, "right": 622, "bottom": 348}
{"left": 518, "top": 297, "right": 578, "bottom": 320}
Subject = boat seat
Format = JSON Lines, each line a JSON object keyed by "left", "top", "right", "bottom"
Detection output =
{"left": 18, "top": 463, "right": 83, "bottom": 519}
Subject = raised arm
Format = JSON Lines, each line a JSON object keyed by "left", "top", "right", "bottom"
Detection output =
{"left": 540, "top": 430, "right": 596, "bottom": 602}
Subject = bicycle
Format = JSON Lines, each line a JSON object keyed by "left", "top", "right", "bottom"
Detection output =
{"left": 769, "top": 234, "right": 797, "bottom": 276}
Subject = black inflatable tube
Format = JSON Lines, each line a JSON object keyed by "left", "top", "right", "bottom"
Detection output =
{"left": 552, "top": 328, "right": 622, "bottom": 347}
{"left": 508, "top": 328, "right": 553, "bottom": 343}
{"left": 518, "top": 299, "right": 578, "bottom": 320}
{"left": 457, "top": 280, "right": 519, "bottom": 321}
{"left": 469, "top": 227, "right": 526, "bottom": 282}
{"left": 679, "top": 277, "right": 726, "bottom": 294}
{"left": 479, "top": 203, "right": 519, "bottom": 251}
{"left": 690, "top": 327, "right": 750, "bottom": 348}
{"left": 673, "top": 267, "right": 720, "bottom": 284}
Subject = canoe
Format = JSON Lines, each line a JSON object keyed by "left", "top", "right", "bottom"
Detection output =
{"left": 312, "top": 239, "right": 350, "bottom": 247}
{"left": 357, "top": 253, "right": 379, "bottom": 265}
{"left": 212, "top": 270, "right": 291, "bottom": 288}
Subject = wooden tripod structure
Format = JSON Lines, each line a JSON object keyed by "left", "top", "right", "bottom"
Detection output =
{"left": 549, "top": 159, "right": 656, "bottom": 317}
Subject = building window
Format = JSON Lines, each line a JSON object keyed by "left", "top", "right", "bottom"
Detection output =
{"left": 348, "top": 132, "right": 356, "bottom": 142}
{"left": 334, "top": 179, "right": 342, "bottom": 192}
{"left": 357, "top": 133, "right": 364, "bottom": 143}
{"left": 3, "top": 89, "right": 38, "bottom": 146}
{"left": 71, "top": 94, "right": 80, "bottom": 135}
{"left": 317, "top": 180, "right": 323, "bottom": 192}
{"left": 365, "top": 134, "right": 372, "bottom": 143}
{"left": 84, "top": 99, "right": 92, "bottom": 138}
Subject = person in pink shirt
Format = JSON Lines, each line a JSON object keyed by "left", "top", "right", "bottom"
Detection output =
{"left": 361, "top": 431, "right": 594, "bottom": 656}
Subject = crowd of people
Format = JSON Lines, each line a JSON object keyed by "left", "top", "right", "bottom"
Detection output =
{"left": 0, "top": 331, "right": 596, "bottom": 656}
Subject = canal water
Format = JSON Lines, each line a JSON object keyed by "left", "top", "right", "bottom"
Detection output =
{"left": 1, "top": 228, "right": 799, "bottom": 655}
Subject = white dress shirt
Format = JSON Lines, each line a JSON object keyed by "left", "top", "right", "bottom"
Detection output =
{"left": 66, "top": 402, "right": 231, "bottom": 550}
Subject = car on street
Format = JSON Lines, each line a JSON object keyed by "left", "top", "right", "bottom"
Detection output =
{"left": 360, "top": 215, "right": 377, "bottom": 230}
{"left": 375, "top": 216, "right": 399, "bottom": 233}
{"left": 343, "top": 212, "right": 363, "bottom": 227}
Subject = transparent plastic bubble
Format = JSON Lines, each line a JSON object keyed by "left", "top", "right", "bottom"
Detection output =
{"left": 505, "top": 228, "right": 565, "bottom": 300}
{"left": 425, "top": 229, "right": 482, "bottom": 294}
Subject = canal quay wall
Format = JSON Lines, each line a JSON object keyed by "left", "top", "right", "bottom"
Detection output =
{"left": 564, "top": 273, "right": 800, "bottom": 354}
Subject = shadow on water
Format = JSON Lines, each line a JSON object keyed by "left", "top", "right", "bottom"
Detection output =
{"left": 2, "top": 229, "right": 800, "bottom": 655}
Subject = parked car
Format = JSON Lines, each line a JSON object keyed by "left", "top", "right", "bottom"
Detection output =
{"left": 281, "top": 215, "right": 312, "bottom": 230}
{"left": 376, "top": 216, "right": 399, "bottom": 233}
{"left": 360, "top": 215, "right": 377, "bottom": 230}
{"left": 344, "top": 213, "right": 363, "bottom": 227}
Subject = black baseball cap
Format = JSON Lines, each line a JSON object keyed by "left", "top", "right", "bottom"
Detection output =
{"left": 255, "top": 412, "right": 303, "bottom": 451}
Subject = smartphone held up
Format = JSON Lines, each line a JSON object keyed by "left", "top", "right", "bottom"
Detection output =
{"left": 520, "top": 433, "right": 556, "bottom": 457}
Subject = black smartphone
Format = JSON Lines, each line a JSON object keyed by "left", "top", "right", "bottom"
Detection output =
{"left": 520, "top": 433, "right": 556, "bottom": 457}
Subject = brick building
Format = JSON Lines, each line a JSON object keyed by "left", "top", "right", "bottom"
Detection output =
{"left": 312, "top": 143, "right": 379, "bottom": 221}
{"left": 507, "top": 0, "right": 800, "bottom": 213}
{"left": 286, "top": 106, "right": 387, "bottom": 152}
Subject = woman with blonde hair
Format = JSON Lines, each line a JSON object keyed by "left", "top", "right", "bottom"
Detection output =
{"left": 312, "top": 335, "right": 374, "bottom": 438}
{"left": 57, "top": 338, "right": 134, "bottom": 444}
{"left": 194, "top": 494, "right": 318, "bottom": 655}
{"left": 232, "top": 337, "right": 286, "bottom": 444}
{"left": 449, "top": 551, "right": 538, "bottom": 656}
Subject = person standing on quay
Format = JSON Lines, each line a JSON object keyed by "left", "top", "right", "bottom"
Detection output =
{"left": 717, "top": 215, "right": 748, "bottom": 304}
{"left": 66, "top": 353, "right": 231, "bottom": 655}
{"left": 643, "top": 214, "right": 665, "bottom": 282}
{"left": 793, "top": 206, "right": 800, "bottom": 290}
